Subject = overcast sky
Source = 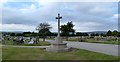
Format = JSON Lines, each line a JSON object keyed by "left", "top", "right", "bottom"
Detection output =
{"left": 0, "top": 0, "right": 119, "bottom": 32}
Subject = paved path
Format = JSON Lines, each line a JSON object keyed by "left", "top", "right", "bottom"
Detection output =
{"left": 46, "top": 40, "right": 119, "bottom": 56}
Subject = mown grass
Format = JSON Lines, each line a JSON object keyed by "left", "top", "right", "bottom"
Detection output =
{"left": 86, "top": 41, "right": 120, "bottom": 45}
{"left": 22, "top": 41, "right": 51, "bottom": 46}
{"left": 0, "top": 46, "right": 2, "bottom": 61}
{"left": 67, "top": 38, "right": 120, "bottom": 45}
{"left": 0, "top": 41, "right": 2, "bottom": 61}
{"left": 47, "top": 38, "right": 55, "bottom": 40}
{"left": 2, "top": 46, "right": 119, "bottom": 60}
{"left": 6, "top": 39, "right": 13, "bottom": 45}
{"left": 0, "top": 41, "right": 1, "bottom": 44}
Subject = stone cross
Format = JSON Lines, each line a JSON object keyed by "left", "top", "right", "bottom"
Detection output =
{"left": 56, "top": 13, "right": 62, "bottom": 37}
{"left": 46, "top": 13, "right": 69, "bottom": 52}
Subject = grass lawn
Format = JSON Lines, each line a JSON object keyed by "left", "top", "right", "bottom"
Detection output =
{"left": 2, "top": 46, "right": 119, "bottom": 60}
{"left": 86, "top": 41, "right": 120, "bottom": 45}
{"left": 0, "top": 41, "right": 2, "bottom": 61}
{"left": 22, "top": 41, "right": 51, "bottom": 46}
{"left": 6, "top": 39, "right": 13, "bottom": 45}
{"left": 47, "top": 38, "right": 55, "bottom": 40}
{"left": 67, "top": 38, "right": 120, "bottom": 45}
{"left": 0, "top": 46, "right": 2, "bottom": 61}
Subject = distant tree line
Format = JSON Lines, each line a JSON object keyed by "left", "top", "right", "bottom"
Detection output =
{"left": 7, "top": 32, "right": 58, "bottom": 37}
{"left": 7, "top": 30, "right": 120, "bottom": 37}
{"left": 76, "top": 30, "right": 120, "bottom": 37}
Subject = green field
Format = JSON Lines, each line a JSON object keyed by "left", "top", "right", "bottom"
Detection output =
{"left": 0, "top": 41, "right": 2, "bottom": 61}
{"left": 22, "top": 41, "right": 51, "bottom": 46}
{"left": 86, "top": 40, "right": 120, "bottom": 45}
{"left": 2, "top": 46, "right": 119, "bottom": 60}
{"left": 0, "top": 46, "right": 2, "bottom": 61}
{"left": 66, "top": 38, "right": 120, "bottom": 45}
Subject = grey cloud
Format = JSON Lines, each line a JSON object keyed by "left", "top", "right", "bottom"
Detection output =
{"left": 2, "top": 2, "right": 118, "bottom": 32}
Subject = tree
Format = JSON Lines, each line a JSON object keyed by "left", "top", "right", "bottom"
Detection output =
{"left": 100, "top": 33, "right": 107, "bottom": 37}
{"left": 106, "top": 30, "right": 112, "bottom": 36}
{"left": 95, "top": 33, "right": 99, "bottom": 36}
{"left": 22, "top": 32, "right": 32, "bottom": 37}
{"left": 117, "top": 32, "right": 120, "bottom": 37}
{"left": 10, "top": 33, "right": 15, "bottom": 36}
{"left": 23, "top": 32, "right": 31, "bottom": 34}
{"left": 76, "top": 32, "right": 83, "bottom": 41}
{"left": 82, "top": 33, "right": 89, "bottom": 36}
{"left": 51, "top": 32, "right": 57, "bottom": 36}
{"left": 112, "top": 30, "right": 118, "bottom": 36}
{"left": 16, "top": 33, "right": 22, "bottom": 36}
{"left": 36, "top": 23, "right": 52, "bottom": 42}
{"left": 91, "top": 33, "right": 96, "bottom": 36}
{"left": 60, "top": 21, "right": 75, "bottom": 41}
{"left": 31, "top": 32, "right": 38, "bottom": 37}
{"left": 100, "top": 33, "right": 104, "bottom": 37}
{"left": 76, "top": 32, "right": 83, "bottom": 36}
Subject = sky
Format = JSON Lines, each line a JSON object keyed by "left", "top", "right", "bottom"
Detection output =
{"left": 0, "top": 0, "right": 119, "bottom": 32}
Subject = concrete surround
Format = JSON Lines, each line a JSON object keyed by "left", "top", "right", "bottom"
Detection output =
{"left": 46, "top": 37, "right": 70, "bottom": 52}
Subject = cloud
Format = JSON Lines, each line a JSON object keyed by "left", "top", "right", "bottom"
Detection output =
{"left": 19, "top": 4, "right": 37, "bottom": 13}
{"left": 0, "top": 0, "right": 119, "bottom": 2}
{"left": 0, "top": 24, "right": 36, "bottom": 32}
{"left": 113, "top": 14, "right": 118, "bottom": 18}
{"left": 2, "top": 2, "right": 57, "bottom": 25}
{"left": 1, "top": 2, "right": 118, "bottom": 32}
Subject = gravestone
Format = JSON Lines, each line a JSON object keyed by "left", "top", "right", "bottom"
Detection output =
{"left": 13, "top": 37, "right": 17, "bottom": 45}
{"left": 79, "top": 38, "right": 87, "bottom": 42}
{"left": 28, "top": 38, "right": 33, "bottom": 44}
{"left": 2, "top": 37, "right": 6, "bottom": 45}
{"left": 46, "top": 13, "right": 70, "bottom": 52}
{"left": 33, "top": 37, "right": 39, "bottom": 44}
{"left": 24, "top": 37, "right": 29, "bottom": 44}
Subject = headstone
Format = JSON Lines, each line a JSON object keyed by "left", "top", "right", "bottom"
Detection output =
{"left": 33, "top": 37, "right": 39, "bottom": 44}
{"left": 28, "top": 38, "right": 34, "bottom": 44}
{"left": 13, "top": 37, "right": 17, "bottom": 45}
{"left": 2, "top": 37, "right": 6, "bottom": 45}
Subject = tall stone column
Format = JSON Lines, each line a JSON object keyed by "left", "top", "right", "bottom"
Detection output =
{"left": 55, "top": 13, "right": 62, "bottom": 43}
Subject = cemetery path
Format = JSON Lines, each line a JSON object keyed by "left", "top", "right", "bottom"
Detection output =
{"left": 46, "top": 40, "right": 119, "bottom": 56}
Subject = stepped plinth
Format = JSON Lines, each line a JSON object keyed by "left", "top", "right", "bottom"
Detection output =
{"left": 46, "top": 37, "right": 70, "bottom": 52}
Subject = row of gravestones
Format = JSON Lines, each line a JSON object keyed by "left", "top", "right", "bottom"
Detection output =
{"left": 1, "top": 36, "right": 40, "bottom": 45}
{"left": 1, "top": 36, "right": 119, "bottom": 44}
{"left": 93, "top": 36, "right": 119, "bottom": 41}
{"left": 69, "top": 36, "right": 119, "bottom": 42}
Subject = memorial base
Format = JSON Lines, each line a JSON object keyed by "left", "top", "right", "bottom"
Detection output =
{"left": 46, "top": 36, "right": 70, "bottom": 52}
{"left": 46, "top": 43, "right": 70, "bottom": 52}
